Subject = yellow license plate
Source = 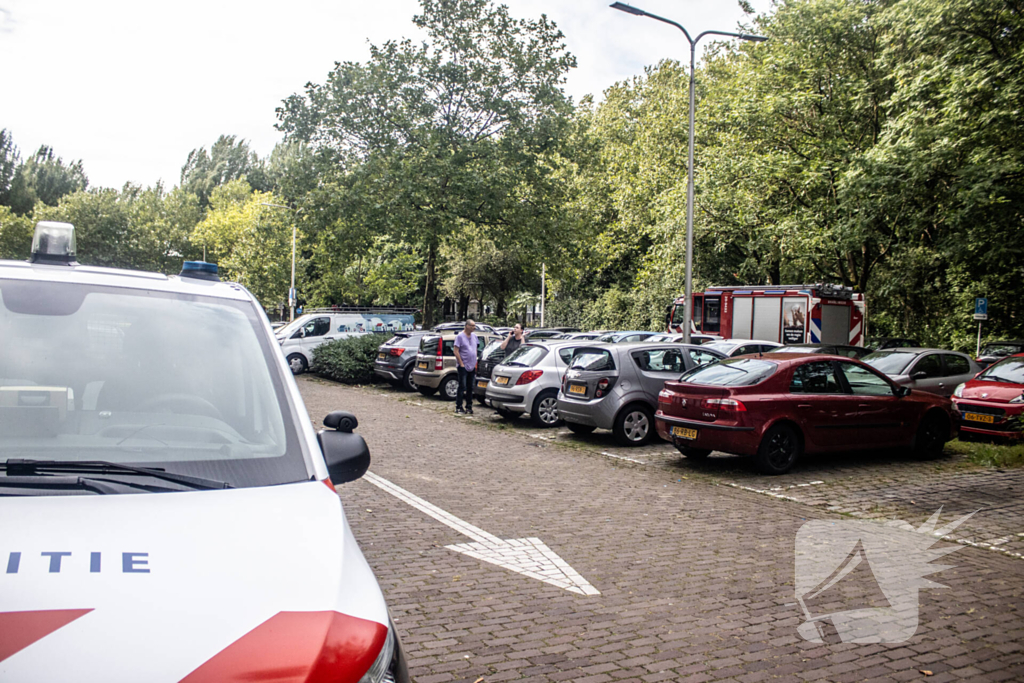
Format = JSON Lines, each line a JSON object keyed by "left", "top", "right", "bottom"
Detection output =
{"left": 496, "top": 376, "right": 510, "bottom": 385}
{"left": 477, "top": 380, "right": 488, "bottom": 389}
{"left": 377, "top": 353, "right": 386, "bottom": 360}
{"left": 671, "top": 426, "right": 698, "bottom": 440}
{"left": 965, "top": 413, "right": 995, "bottom": 424}
{"left": 569, "top": 383, "right": 586, "bottom": 395}
{"left": 418, "top": 362, "right": 428, "bottom": 370}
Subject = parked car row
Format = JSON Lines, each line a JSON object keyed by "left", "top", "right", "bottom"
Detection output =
{"left": 369, "top": 325, "right": 1022, "bottom": 473}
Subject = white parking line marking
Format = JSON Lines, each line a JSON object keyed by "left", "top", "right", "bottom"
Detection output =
{"left": 363, "top": 471, "right": 600, "bottom": 596}
{"left": 600, "top": 452, "right": 646, "bottom": 465}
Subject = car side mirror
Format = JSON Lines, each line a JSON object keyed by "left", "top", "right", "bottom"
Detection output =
{"left": 896, "top": 386, "right": 912, "bottom": 398}
{"left": 317, "top": 411, "right": 370, "bottom": 484}
{"left": 910, "top": 371, "right": 927, "bottom": 380}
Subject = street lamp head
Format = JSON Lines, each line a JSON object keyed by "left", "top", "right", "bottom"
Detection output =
{"left": 739, "top": 33, "right": 769, "bottom": 42}
{"left": 610, "top": 2, "right": 646, "bottom": 16}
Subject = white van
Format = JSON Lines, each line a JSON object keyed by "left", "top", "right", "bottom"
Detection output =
{"left": 276, "top": 311, "right": 417, "bottom": 374}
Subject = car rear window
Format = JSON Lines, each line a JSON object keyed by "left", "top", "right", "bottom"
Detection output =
{"left": 503, "top": 345, "right": 547, "bottom": 367}
{"left": 419, "top": 335, "right": 441, "bottom": 353}
{"left": 678, "top": 358, "right": 777, "bottom": 386}
{"left": 862, "top": 350, "right": 916, "bottom": 375}
{"left": 981, "top": 343, "right": 1024, "bottom": 358}
{"left": 977, "top": 357, "right": 1024, "bottom": 385}
{"left": 569, "top": 349, "right": 615, "bottom": 372}
{"left": 481, "top": 339, "right": 506, "bottom": 361}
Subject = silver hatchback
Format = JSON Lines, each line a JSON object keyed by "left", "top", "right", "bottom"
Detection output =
{"left": 862, "top": 347, "right": 981, "bottom": 397}
{"left": 557, "top": 343, "right": 726, "bottom": 446}
{"left": 485, "top": 341, "right": 587, "bottom": 427}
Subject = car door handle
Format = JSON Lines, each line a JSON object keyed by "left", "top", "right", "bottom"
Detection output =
{"left": 324, "top": 336, "right": 335, "bottom": 340}
{"left": 797, "top": 404, "right": 812, "bottom": 409}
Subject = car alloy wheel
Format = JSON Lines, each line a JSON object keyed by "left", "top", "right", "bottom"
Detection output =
{"left": 531, "top": 390, "right": 560, "bottom": 428}
{"left": 614, "top": 404, "right": 654, "bottom": 446}
{"left": 402, "top": 366, "right": 416, "bottom": 392}
{"left": 756, "top": 424, "right": 801, "bottom": 475}
{"left": 443, "top": 376, "right": 459, "bottom": 400}
{"left": 286, "top": 353, "right": 307, "bottom": 375}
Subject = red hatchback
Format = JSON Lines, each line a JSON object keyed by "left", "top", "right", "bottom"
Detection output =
{"left": 655, "top": 354, "right": 955, "bottom": 474}
{"left": 952, "top": 353, "right": 1024, "bottom": 440}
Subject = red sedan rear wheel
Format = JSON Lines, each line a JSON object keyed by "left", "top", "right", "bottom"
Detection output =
{"left": 756, "top": 424, "right": 802, "bottom": 475}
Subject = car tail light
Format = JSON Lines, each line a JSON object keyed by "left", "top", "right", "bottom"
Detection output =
{"left": 596, "top": 377, "right": 612, "bottom": 398}
{"left": 516, "top": 370, "right": 543, "bottom": 385}
{"left": 703, "top": 397, "right": 746, "bottom": 412}
{"left": 435, "top": 338, "right": 444, "bottom": 370}
{"left": 389, "top": 348, "right": 405, "bottom": 357}
{"left": 658, "top": 389, "right": 673, "bottom": 402}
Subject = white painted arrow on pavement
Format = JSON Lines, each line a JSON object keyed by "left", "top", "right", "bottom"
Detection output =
{"left": 363, "top": 471, "right": 600, "bottom": 596}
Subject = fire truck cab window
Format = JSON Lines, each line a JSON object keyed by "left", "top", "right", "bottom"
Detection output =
{"left": 703, "top": 298, "right": 721, "bottom": 333}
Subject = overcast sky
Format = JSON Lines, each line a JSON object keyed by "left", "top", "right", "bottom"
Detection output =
{"left": 0, "top": 0, "right": 772, "bottom": 190}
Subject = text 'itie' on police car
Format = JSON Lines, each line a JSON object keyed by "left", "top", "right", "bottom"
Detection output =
{"left": 0, "top": 222, "right": 409, "bottom": 683}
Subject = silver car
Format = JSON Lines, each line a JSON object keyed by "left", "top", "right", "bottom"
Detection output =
{"left": 485, "top": 341, "right": 586, "bottom": 427}
{"left": 557, "top": 343, "right": 726, "bottom": 446}
{"left": 862, "top": 347, "right": 981, "bottom": 397}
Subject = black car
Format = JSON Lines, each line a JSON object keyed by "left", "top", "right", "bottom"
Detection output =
{"left": 474, "top": 338, "right": 511, "bottom": 405}
{"left": 977, "top": 340, "right": 1024, "bottom": 368}
{"left": 374, "top": 331, "right": 429, "bottom": 391}
{"left": 776, "top": 343, "right": 873, "bottom": 359}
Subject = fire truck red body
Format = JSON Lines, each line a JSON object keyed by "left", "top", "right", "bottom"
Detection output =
{"left": 668, "top": 284, "right": 867, "bottom": 346}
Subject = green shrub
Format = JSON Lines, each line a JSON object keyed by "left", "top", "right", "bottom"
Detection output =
{"left": 311, "top": 334, "right": 387, "bottom": 384}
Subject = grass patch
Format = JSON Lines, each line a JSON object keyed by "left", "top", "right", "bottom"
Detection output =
{"left": 947, "top": 438, "right": 1024, "bottom": 468}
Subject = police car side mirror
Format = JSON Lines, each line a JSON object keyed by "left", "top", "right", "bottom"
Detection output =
{"left": 318, "top": 411, "right": 370, "bottom": 484}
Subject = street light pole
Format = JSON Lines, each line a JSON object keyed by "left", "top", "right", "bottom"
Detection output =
{"left": 611, "top": 3, "right": 766, "bottom": 343}
{"left": 260, "top": 202, "right": 299, "bottom": 322}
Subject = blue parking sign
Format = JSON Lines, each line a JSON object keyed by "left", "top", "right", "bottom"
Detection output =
{"left": 975, "top": 298, "right": 988, "bottom": 320}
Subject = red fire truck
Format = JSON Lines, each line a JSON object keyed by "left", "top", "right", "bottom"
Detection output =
{"left": 668, "top": 284, "right": 867, "bottom": 346}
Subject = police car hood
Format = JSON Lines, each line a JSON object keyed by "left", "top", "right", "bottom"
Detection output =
{"left": 0, "top": 481, "right": 390, "bottom": 682}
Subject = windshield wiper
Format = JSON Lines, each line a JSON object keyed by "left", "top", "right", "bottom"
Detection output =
{"left": 980, "top": 375, "right": 1020, "bottom": 384}
{"left": 1, "top": 460, "right": 233, "bottom": 490}
{"left": 0, "top": 475, "right": 137, "bottom": 495}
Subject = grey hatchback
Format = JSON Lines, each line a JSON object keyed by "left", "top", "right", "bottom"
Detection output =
{"left": 374, "top": 331, "right": 428, "bottom": 391}
{"left": 557, "top": 343, "right": 726, "bottom": 446}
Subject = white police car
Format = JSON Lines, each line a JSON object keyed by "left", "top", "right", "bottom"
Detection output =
{"left": 0, "top": 222, "right": 408, "bottom": 682}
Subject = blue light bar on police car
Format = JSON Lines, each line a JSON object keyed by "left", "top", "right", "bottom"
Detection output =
{"left": 29, "top": 222, "right": 77, "bottom": 265}
{"left": 179, "top": 261, "right": 221, "bottom": 282}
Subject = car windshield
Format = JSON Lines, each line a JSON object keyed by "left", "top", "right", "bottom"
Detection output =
{"left": 481, "top": 339, "right": 506, "bottom": 361}
{"left": 980, "top": 344, "right": 1024, "bottom": 358}
{"left": 275, "top": 315, "right": 308, "bottom": 338}
{"left": 977, "top": 357, "right": 1024, "bottom": 384}
{"left": 775, "top": 346, "right": 817, "bottom": 353}
{"left": 862, "top": 350, "right": 917, "bottom": 375}
{"left": 0, "top": 279, "right": 307, "bottom": 490}
{"left": 503, "top": 345, "right": 548, "bottom": 367}
{"left": 678, "top": 358, "right": 778, "bottom": 386}
{"left": 569, "top": 349, "right": 615, "bottom": 372}
{"left": 703, "top": 341, "right": 738, "bottom": 354}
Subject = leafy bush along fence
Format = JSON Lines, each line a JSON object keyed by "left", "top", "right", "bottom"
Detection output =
{"left": 311, "top": 334, "right": 387, "bottom": 384}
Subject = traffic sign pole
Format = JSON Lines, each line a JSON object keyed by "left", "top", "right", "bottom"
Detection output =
{"left": 974, "top": 298, "right": 988, "bottom": 356}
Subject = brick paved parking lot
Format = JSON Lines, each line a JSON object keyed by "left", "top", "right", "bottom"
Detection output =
{"left": 299, "top": 377, "right": 1024, "bottom": 683}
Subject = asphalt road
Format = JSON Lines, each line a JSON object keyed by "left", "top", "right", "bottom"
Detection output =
{"left": 299, "top": 377, "right": 1024, "bottom": 683}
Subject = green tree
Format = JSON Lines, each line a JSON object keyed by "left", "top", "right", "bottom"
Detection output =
{"left": 180, "top": 135, "right": 269, "bottom": 207}
{"left": 191, "top": 180, "right": 297, "bottom": 309}
{"left": 0, "top": 129, "right": 19, "bottom": 207}
{"left": 7, "top": 145, "right": 89, "bottom": 215}
{"left": 277, "top": 0, "right": 576, "bottom": 326}
{"left": 0, "top": 205, "right": 34, "bottom": 260}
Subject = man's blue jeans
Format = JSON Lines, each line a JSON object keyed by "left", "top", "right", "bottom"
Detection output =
{"left": 456, "top": 366, "right": 476, "bottom": 410}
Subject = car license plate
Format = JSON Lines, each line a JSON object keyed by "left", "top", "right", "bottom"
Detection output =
{"left": 496, "top": 376, "right": 510, "bottom": 385}
{"left": 418, "top": 361, "right": 428, "bottom": 370}
{"left": 569, "top": 383, "right": 586, "bottom": 395}
{"left": 377, "top": 352, "right": 386, "bottom": 360}
{"left": 477, "top": 380, "right": 488, "bottom": 389}
{"left": 671, "top": 426, "right": 698, "bottom": 440}
{"left": 965, "top": 413, "right": 995, "bottom": 424}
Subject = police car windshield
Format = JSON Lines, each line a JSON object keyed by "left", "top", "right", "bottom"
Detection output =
{"left": 0, "top": 279, "right": 307, "bottom": 491}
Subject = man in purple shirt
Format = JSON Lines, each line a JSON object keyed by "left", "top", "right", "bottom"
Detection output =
{"left": 453, "top": 319, "right": 479, "bottom": 414}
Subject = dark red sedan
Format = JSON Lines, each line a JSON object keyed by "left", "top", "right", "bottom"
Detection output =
{"left": 655, "top": 354, "right": 956, "bottom": 474}
{"left": 952, "top": 352, "right": 1024, "bottom": 440}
